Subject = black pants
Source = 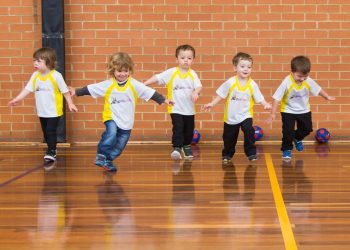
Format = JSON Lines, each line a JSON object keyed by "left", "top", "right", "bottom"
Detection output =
{"left": 171, "top": 113, "right": 194, "bottom": 148}
{"left": 39, "top": 116, "right": 60, "bottom": 151}
{"left": 281, "top": 112, "right": 313, "bottom": 151}
{"left": 222, "top": 118, "right": 256, "bottom": 158}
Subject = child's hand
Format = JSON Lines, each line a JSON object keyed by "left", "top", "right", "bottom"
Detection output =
{"left": 202, "top": 103, "right": 213, "bottom": 112}
{"left": 8, "top": 99, "right": 18, "bottom": 106}
{"left": 265, "top": 114, "right": 276, "bottom": 124}
{"left": 263, "top": 102, "right": 272, "bottom": 110}
{"left": 68, "top": 86, "right": 76, "bottom": 96}
{"left": 68, "top": 103, "right": 78, "bottom": 112}
{"left": 326, "top": 96, "right": 335, "bottom": 101}
{"left": 192, "top": 92, "right": 199, "bottom": 102}
{"left": 164, "top": 99, "right": 175, "bottom": 106}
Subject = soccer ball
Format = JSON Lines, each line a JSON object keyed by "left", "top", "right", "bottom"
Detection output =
{"left": 192, "top": 129, "right": 201, "bottom": 145}
{"left": 253, "top": 125, "right": 263, "bottom": 141}
{"left": 315, "top": 128, "right": 330, "bottom": 143}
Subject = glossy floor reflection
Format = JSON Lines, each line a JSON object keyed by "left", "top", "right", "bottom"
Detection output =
{"left": 0, "top": 143, "right": 350, "bottom": 249}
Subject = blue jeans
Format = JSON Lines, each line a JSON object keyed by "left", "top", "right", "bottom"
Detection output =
{"left": 97, "top": 120, "right": 131, "bottom": 161}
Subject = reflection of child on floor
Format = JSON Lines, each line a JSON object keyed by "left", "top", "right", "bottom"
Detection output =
{"left": 96, "top": 172, "right": 135, "bottom": 245}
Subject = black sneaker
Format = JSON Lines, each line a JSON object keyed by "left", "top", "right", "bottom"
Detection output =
{"left": 182, "top": 145, "right": 194, "bottom": 159}
{"left": 222, "top": 156, "right": 232, "bottom": 163}
{"left": 44, "top": 149, "right": 57, "bottom": 162}
{"left": 248, "top": 154, "right": 258, "bottom": 161}
{"left": 171, "top": 147, "right": 182, "bottom": 160}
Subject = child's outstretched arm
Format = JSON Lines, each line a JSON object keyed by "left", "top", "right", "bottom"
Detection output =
{"left": 150, "top": 91, "right": 175, "bottom": 106}
{"left": 192, "top": 86, "right": 202, "bottom": 102}
{"left": 319, "top": 89, "right": 335, "bottom": 101}
{"left": 63, "top": 92, "right": 78, "bottom": 112}
{"left": 266, "top": 99, "right": 279, "bottom": 123}
{"left": 8, "top": 89, "right": 31, "bottom": 106}
{"left": 144, "top": 76, "right": 159, "bottom": 86}
{"left": 69, "top": 86, "right": 91, "bottom": 97}
{"left": 202, "top": 95, "right": 224, "bottom": 112}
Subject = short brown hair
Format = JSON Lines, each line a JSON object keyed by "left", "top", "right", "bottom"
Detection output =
{"left": 175, "top": 44, "right": 196, "bottom": 58}
{"left": 33, "top": 47, "right": 57, "bottom": 70}
{"left": 232, "top": 52, "right": 253, "bottom": 66}
{"left": 107, "top": 52, "right": 134, "bottom": 77}
{"left": 291, "top": 55, "right": 311, "bottom": 74}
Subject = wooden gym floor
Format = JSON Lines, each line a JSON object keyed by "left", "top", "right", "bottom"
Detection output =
{"left": 0, "top": 143, "right": 349, "bottom": 250}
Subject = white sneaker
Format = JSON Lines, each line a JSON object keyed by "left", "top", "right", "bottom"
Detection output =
{"left": 171, "top": 147, "right": 182, "bottom": 160}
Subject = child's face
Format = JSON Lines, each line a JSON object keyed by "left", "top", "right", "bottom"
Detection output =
{"left": 234, "top": 59, "right": 252, "bottom": 79}
{"left": 291, "top": 71, "right": 309, "bottom": 84}
{"left": 33, "top": 58, "right": 49, "bottom": 73}
{"left": 114, "top": 67, "right": 130, "bottom": 82}
{"left": 176, "top": 49, "right": 194, "bottom": 71}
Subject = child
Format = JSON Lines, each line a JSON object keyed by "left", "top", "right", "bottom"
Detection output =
{"left": 268, "top": 55, "right": 335, "bottom": 160}
{"left": 144, "top": 44, "right": 202, "bottom": 160}
{"left": 8, "top": 47, "right": 78, "bottom": 162}
{"left": 70, "top": 52, "right": 172, "bottom": 172}
{"left": 203, "top": 52, "right": 271, "bottom": 162}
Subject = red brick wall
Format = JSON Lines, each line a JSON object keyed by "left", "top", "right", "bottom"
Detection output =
{"left": 0, "top": 0, "right": 42, "bottom": 141}
{"left": 1, "top": 0, "right": 349, "bottom": 142}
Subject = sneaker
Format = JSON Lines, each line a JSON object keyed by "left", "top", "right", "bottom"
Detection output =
{"left": 182, "top": 145, "right": 194, "bottom": 159}
{"left": 294, "top": 140, "right": 304, "bottom": 152}
{"left": 102, "top": 160, "right": 117, "bottom": 172}
{"left": 171, "top": 147, "right": 182, "bottom": 160}
{"left": 95, "top": 154, "right": 106, "bottom": 167}
{"left": 44, "top": 149, "right": 57, "bottom": 162}
{"left": 222, "top": 156, "right": 232, "bottom": 163}
{"left": 248, "top": 154, "right": 258, "bottom": 161}
{"left": 282, "top": 150, "right": 292, "bottom": 160}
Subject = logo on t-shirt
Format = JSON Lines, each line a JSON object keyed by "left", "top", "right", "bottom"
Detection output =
{"left": 35, "top": 86, "right": 51, "bottom": 92}
{"left": 110, "top": 96, "right": 133, "bottom": 105}
{"left": 231, "top": 94, "right": 250, "bottom": 102}
{"left": 173, "top": 84, "right": 193, "bottom": 91}
{"left": 289, "top": 92, "right": 308, "bottom": 100}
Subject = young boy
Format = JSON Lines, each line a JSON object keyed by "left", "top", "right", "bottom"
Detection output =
{"left": 8, "top": 47, "right": 78, "bottom": 162}
{"left": 203, "top": 52, "right": 271, "bottom": 162}
{"left": 268, "top": 55, "right": 335, "bottom": 160}
{"left": 70, "top": 52, "right": 172, "bottom": 172}
{"left": 144, "top": 44, "right": 202, "bottom": 160}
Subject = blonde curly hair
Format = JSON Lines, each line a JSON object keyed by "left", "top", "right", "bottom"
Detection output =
{"left": 107, "top": 52, "right": 134, "bottom": 77}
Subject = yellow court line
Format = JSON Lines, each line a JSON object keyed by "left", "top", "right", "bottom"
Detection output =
{"left": 265, "top": 153, "right": 298, "bottom": 250}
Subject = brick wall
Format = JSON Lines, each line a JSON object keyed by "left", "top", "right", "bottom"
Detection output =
{"left": 0, "top": 0, "right": 42, "bottom": 141}
{"left": 1, "top": 0, "right": 349, "bottom": 143}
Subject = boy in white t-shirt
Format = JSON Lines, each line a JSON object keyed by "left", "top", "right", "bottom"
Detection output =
{"left": 70, "top": 52, "right": 172, "bottom": 172}
{"left": 144, "top": 44, "right": 202, "bottom": 160}
{"left": 268, "top": 55, "right": 335, "bottom": 160}
{"left": 203, "top": 52, "right": 271, "bottom": 162}
{"left": 8, "top": 47, "right": 78, "bottom": 162}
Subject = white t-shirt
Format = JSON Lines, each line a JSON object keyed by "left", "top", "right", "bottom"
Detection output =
{"left": 216, "top": 76, "right": 265, "bottom": 125}
{"left": 87, "top": 77, "right": 155, "bottom": 130}
{"left": 25, "top": 70, "right": 68, "bottom": 118}
{"left": 156, "top": 67, "right": 202, "bottom": 115}
{"left": 272, "top": 74, "right": 321, "bottom": 114}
